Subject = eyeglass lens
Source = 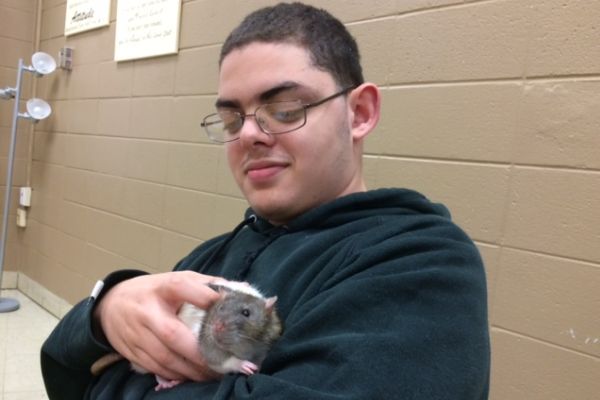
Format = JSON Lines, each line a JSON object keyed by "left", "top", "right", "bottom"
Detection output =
{"left": 204, "top": 100, "right": 307, "bottom": 142}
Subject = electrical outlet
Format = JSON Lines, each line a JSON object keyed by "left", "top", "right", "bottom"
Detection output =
{"left": 16, "top": 208, "right": 27, "bottom": 227}
{"left": 19, "top": 187, "right": 32, "bottom": 207}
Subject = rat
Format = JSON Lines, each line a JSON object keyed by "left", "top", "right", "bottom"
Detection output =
{"left": 90, "top": 281, "right": 283, "bottom": 391}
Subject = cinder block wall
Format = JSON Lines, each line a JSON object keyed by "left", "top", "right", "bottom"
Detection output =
{"left": 0, "top": 0, "right": 37, "bottom": 275}
{"left": 0, "top": 1, "right": 598, "bottom": 399}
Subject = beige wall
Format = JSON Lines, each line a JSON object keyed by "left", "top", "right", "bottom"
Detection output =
{"left": 0, "top": 0, "right": 37, "bottom": 274}
{"left": 0, "top": 0, "right": 598, "bottom": 398}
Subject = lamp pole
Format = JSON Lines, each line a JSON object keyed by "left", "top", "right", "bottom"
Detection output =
{"left": 0, "top": 52, "right": 55, "bottom": 312}
{"left": 0, "top": 59, "right": 25, "bottom": 313}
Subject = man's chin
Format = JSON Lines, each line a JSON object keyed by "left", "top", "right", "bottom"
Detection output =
{"left": 247, "top": 200, "right": 294, "bottom": 226}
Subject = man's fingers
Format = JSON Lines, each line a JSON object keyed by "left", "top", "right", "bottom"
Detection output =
{"left": 158, "top": 271, "right": 225, "bottom": 310}
{"left": 124, "top": 321, "right": 200, "bottom": 381}
{"left": 145, "top": 313, "right": 208, "bottom": 378}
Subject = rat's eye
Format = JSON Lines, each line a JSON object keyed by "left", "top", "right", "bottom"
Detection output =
{"left": 241, "top": 308, "right": 251, "bottom": 317}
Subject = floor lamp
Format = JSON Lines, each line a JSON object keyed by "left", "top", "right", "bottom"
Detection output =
{"left": 0, "top": 52, "right": 56, "bottom": 313}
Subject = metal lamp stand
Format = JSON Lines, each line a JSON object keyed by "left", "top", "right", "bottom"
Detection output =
{"left": 0, "top": 53, "right": 56, "bottom": 313}
{"left": 0, "top": 59, "right": 27, "bottom": 313}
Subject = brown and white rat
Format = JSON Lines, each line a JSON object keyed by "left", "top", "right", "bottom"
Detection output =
{"left": 91, "top": 281, "right": 283, "bottom": 391}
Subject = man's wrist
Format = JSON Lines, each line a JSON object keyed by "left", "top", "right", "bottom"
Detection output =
{"left": 89, "top": 269, "right": 148, "bottom": 344}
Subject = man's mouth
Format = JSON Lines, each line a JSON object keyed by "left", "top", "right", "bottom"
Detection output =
{"left": 244, "top": 160, "right": 288, "bottom": 182}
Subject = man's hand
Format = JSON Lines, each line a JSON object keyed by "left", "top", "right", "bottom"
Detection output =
{"left": 93, "top": 271, "right": 225, "bottom": 382}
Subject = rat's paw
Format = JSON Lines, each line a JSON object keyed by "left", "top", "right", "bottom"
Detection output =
{"left": 220, "top": 356, "right": 260, "bottom": 375}
{"left": 239, "top": 360, "right": 259, "bottom": 375}
{"left": 154, "top": 376, "right": 182, "bottom": 391}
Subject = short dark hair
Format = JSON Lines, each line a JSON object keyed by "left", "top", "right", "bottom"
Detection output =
{"left": 220, "top": 2, "right": 364, "bottom": 88}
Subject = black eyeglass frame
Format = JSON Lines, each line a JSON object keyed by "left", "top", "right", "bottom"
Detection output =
{"left": 201, "top": 86, "right": 356, "bottom": 143}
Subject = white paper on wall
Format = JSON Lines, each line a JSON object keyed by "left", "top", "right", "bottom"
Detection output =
{"left": 64, "top": 0, "right": 111, "bottom": 36}
{"left": 114, "top": 0, "right": 182, "bottom": 62}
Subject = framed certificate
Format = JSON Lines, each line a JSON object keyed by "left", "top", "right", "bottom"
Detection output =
{"left": 114, "top": 0, "right": 182, "bottom": 61}
{"left": 65, "top": 0, "right": 111, "bottom": 36}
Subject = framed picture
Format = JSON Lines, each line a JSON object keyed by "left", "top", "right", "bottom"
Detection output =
{"left": 64, "top": 0, "right": 111, "bottom": 36}
{"left": 114, "top": 0, "right": 182, "bottom": 61}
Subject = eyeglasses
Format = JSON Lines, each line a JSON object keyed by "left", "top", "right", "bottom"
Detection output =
{"left": 201, "top": 86, "right": 355, "bottom": 143}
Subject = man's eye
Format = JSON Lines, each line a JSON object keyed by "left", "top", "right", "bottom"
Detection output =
{"left": 271, "top": 107, "right": 304, "bottom": 123}
{"left": 220, "top": 113, "right": 242, "bottom": 133}
{"left": 223, "top": 121, "right": 240, "bottom": 134}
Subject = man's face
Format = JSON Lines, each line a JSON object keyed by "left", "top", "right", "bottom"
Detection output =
{"left": 218, "top": 42, "right": 365, "bottom": 225}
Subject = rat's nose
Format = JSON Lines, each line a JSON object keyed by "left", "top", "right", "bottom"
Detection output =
{"left": 212, "top": 320, "right": 226, "bottom": 336}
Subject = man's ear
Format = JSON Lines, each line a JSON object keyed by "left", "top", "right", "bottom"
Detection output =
{"left": 347, "top": 83, "right": 381, "bottom": 141}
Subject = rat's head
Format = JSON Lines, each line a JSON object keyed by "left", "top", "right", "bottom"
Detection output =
{"left": 206, "top": 287, "right": 282, "bottom": 359}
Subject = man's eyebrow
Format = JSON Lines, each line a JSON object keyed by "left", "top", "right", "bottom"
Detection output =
{"left": 214, "top": 81, "right": 301, "bottom": 109}
{"left": 258, "top": 81, "right": 300, "bottom": 102}
{"left": 214, "top": 99, "right": 240, "bottom": 109}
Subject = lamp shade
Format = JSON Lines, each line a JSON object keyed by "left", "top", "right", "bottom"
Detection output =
{"left": 31, "top": 52, "right": 56, "bottom": 75}
{"left": 26, "top": 98, "right": 52, "bottom": 120}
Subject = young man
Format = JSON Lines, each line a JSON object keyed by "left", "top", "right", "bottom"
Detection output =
{"left": 42, "top": 3, "right": 490, "bottom": 399}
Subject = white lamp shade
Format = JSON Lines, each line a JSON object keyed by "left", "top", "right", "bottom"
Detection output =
{"left": 26, "top": 98, "right": 52, "bottom": 120}
{"left": 31, "top": 52, "right": 56, "bottom": 75}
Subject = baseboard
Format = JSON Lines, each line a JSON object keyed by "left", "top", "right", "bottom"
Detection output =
{"left": 1, "top": 272, "right": 72, "bottom": 318}
{"left": 0, "top": 270, "right": 18, "bottom": 289}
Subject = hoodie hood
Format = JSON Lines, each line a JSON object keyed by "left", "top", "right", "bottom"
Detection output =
{"left": 245, "top": 188, "right": 450, "bottom": 234}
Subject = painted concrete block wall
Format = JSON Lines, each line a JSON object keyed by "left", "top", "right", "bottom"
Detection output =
{"left": 0, "top": 0, "right": 598, "bottom": 398}
{"left": 0, "top": 0, "right": 37, "bottom": 274}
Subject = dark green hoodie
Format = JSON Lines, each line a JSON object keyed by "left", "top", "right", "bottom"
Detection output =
{"left": 41, "top": 188, "right": 490, "bottom": 399}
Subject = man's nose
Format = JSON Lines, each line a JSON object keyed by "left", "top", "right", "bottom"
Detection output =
{"left": 238, "top": 114, "right": 275, "bottom": 145}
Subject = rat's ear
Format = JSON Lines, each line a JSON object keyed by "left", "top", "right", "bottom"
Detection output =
{"left": 208, "top": 283, "right": 232, "bottom": 295}
{"left": 207, "top": 283, "right": 220, "bottom": 292}
{"left": 265, "top": 296, "right": 278, "bottom": 311}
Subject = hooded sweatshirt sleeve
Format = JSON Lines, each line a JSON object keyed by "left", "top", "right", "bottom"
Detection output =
{"left": 41, "top": 269, "right": 148, "bottom": 400}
